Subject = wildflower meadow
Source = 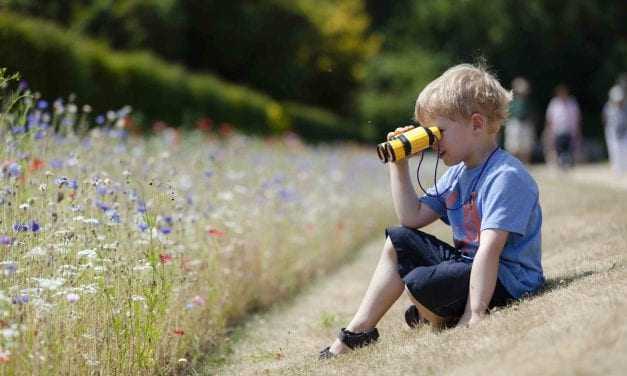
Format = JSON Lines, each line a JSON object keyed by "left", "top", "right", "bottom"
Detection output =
{"left": 0, "top": 70, "right": 398, "bottom": 374}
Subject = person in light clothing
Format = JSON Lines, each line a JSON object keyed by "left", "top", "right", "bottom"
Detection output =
{"left": 544, "top": 84, "right": 582, "bottom": 168}
{"left": 505, "top": 77, "right": 536, "bottom": 163}
{"left": 320, "top": 64, "right": 544, "bottom": 358}
{"left": 602, "top": 85, "right": 627, "bottom": 174}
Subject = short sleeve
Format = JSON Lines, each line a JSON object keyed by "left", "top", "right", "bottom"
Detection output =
{"left": 480, "top": 170, "right": 538, "bottom": 235}
{"left": 418, "top": 166, "right": 458, "bottom": 225}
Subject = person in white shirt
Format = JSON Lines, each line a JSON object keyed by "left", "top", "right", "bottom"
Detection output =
{"left": 543, "top": 84, "right": 582, "bottom": 168}
{"left": 602, "top": 85, "right": 627, "bottom": 174}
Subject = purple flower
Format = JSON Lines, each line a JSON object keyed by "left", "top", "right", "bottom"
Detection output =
{"left": 96, "top": 185, "right": 108, "bottom": 196}
{"left": 137, "top": 201, "right": 147, "bottom": 214}
{"left": 11, "top": 126, "right": 26, "bottom": 134}
{"left": 27, "top": 114, "right": 39, "bottom": 128}
{"left": 138, "top": 222, "right": 148, "bottom": 232}
{"left": 66, "top": 293, "right": 80, "bottom": 303}
{"left": 50, "top": 159, "right": 63, "bottom": 169}
{"left": 29, "top": 220, "right": 40, "bottom": 233}
{"left": 18, "top": 80, "right": 28, "bottom": 91}
{"left": 13, "top": 223, "right": 28, "bottom": 232}
{"left": 68, "top": 179, "right": 78, "bottom": 190}
{"left": 163, "top": 216, "right": 173, "bottom": 225}
{"left": 37, "top": 100, "right": 48, "bottom": 110}
{"left": 12, "top": 294, "right": 29, "bottom": 304}
{"left": 95, "top": 200, "right": 110, "bottom": 211}
{"left": 35, "top": 130, "right": 46, "bottom": 140}
{"left": 159, "top": 226, "right": 172, "bottom": 235}
{"left": 95, "top": 115, "right": 105, "bottom": 125}
{"left": 0, "top": 236, "right": 13, "bottom": 246}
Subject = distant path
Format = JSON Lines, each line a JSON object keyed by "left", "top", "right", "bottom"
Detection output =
{"left": 203, "top": 164, "right": 627, "bottom": 375}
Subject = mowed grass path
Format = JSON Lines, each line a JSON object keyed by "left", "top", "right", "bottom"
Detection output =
{"left": 206, "top": 165, "right": 627, "bottom": 375}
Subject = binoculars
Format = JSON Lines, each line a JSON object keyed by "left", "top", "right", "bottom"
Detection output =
{"left": 376, "top": 126, "right": 442, "bottom": 163}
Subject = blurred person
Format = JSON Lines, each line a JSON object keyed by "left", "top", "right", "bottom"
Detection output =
{"left": 602, "top": 85, "right": 627, "bottom": 174}
{"left": 504, "top": 77, "right": 536, "bottom": 163}
{"left": 320, "top": 64, "right": 543, "bottom": 358}
{"left": 543, "top": 84, "right": 582, "bottom": 169}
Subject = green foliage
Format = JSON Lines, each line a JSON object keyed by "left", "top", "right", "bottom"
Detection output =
{"left": 1, "top": 0, "right": 380, "bottom": 115}
{"left": 364, "top": 0, "right": 627, "bottom": 139}
{"left": 0, "top": 11, "right": 356, "bottom": 140}
{"left": 284, "top": 101, "right": 357, "bottom": 142}
{"left": 357, "top": 49, "right": 450, "bottom": 141}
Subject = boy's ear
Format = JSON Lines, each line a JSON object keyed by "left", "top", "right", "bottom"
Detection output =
{"left": 470, "top": 113, "right": 487, "bottom": 131}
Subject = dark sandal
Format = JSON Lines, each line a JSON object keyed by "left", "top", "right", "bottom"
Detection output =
{"left": 404, "top": 305, "right": 422, "bottom": 328}
{"left": 319, "top": 327, "right": 380, "bottom": 359}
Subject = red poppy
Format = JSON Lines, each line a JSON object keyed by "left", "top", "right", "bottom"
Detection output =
{"left": 173, "top": 328, "right": 185, "bottom": 336}
{"left": 219, "top": 123, "right": 234, "bottom": 137}
{"left": 196, "top": 117, "right": 213, "bottom": 133}
{"left": 29, "top": 158, "right": 45, "bottom": 171}
{"left": 159, "top": 253, "right": 173, "bottom": 264}
{"left": 207, "top": 229, "right": 225, "bottom": 238}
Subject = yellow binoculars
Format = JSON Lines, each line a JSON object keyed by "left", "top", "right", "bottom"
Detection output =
{"left": 376, "top": 126, "right": 441, "bottom": 163}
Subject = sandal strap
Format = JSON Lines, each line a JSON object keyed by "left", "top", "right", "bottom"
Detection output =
{"left": 319, "top": 346, "right": 335, "bottom": 359}
{"left": 338, "top": 327, "right": 379, "bottom": 350}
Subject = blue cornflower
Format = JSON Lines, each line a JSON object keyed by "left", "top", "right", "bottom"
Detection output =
{"left": 29, "top": 220, "right": 40, "bottom": 233}
{"left": 163, "top": 216, "right": 173, "bottom": 226}
{"left": 105, "top": 209, "right": 121, "bottom": 224}
{"left": 54, "top": 176, "right": 69, "bottom": 187}
{"left": 50, "top": 159, "right": 63, "bottom": 169}
{"left": 278, "top": 188, "right": 299, "bottom": 202}
{"left": 13, "top": 223, "right": 28, "bottom": 232}
{"left": 138, "top": 222, "right": 148, "bottom": 232}
{"left": 35, "top": 130, "right": 46, "bottom": 140}
{"left": 137, "top": 201, "right": 147, "bottom": 213}
{"left": 95, "top": 115, "right": 105, "bottom": 125}
{"left": 27, "top": 114, "right": 39, "bottom": 128}
{"left": 7, "top": 162, "right": 21, "bottom": 177}
{"left": 37, "top": 100, "right": 48, "bottom": 110}
{"left": 12, "top": 294, "right": 29, "bottom": 304}
{"left": 95, "top": 200, "right": 110, "bottom": 211}
{"left": 204, "top": 170, "right": 213, "bottom": 178}
{"left": 62, "top": 118, "right": 74, "bottom": 127}
{"left": 68, "top": 179, "right": 78, "bottom": 190}
{"left": 96, "top": 185, "right": 108, "bottom": 196}
{"left": 11, "top": 126, "right": 25, "bottom": 134}
{"left": 159, "top": 226, "right": 172, "bottom": 235}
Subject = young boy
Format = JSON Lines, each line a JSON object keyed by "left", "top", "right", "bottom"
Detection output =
{"left": 320, "top": 63, "right": 544, "bottom": 358}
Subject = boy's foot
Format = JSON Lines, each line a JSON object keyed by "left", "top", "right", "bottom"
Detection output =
{"left": 319, "top": 328, "right": 379, "bottom": 359}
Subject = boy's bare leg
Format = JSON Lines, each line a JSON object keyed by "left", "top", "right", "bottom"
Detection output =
{"left": 328, "top": 237, "right": 405, "bottom": 355}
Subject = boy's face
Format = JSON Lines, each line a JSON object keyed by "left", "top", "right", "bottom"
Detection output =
{"left": 427, "top": 116, "right": 475, "bottom": 166}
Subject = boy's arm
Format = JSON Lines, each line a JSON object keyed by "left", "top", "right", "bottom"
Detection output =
{"left": 458, "top": 228, "right": 508, "bottom": 326}
{"left": 389, "top": 159, "right": 440, "bottom": 228}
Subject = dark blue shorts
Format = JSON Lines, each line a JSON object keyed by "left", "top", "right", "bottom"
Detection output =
{"left": 386, "top": 226, "right": 514, "bottom": 319}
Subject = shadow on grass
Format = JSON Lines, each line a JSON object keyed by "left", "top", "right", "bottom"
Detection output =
{"left": 540, "top": 269, "right": 596, "bottom": 294}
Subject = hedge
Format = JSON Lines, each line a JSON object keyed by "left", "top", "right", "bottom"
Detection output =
{"left": 0, "top": 11, "right": 354, "bottom": 140}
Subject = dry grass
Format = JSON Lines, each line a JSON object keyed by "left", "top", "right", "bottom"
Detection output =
{"left": 205, "top": 165, "right": 627, "bottom": 375}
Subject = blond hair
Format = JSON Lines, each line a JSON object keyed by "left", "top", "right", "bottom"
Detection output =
{"left": 415, "top": 64, "right": 512, "bottom": 133}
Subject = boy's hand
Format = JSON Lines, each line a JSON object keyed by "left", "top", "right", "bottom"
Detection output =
{"left": 457, "top": 311, "right": 485, "bottom": 327}
{"left": 386, "top": 125, "right": 415, "bottom": 141}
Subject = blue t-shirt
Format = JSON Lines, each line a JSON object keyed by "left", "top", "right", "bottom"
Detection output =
{"left": 419, "top": 148, "right": 544, "bottom": 298}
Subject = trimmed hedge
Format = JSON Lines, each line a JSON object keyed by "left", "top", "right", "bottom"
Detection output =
{"left": 0, "top": 12, "right": 354, "bottom": 140}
